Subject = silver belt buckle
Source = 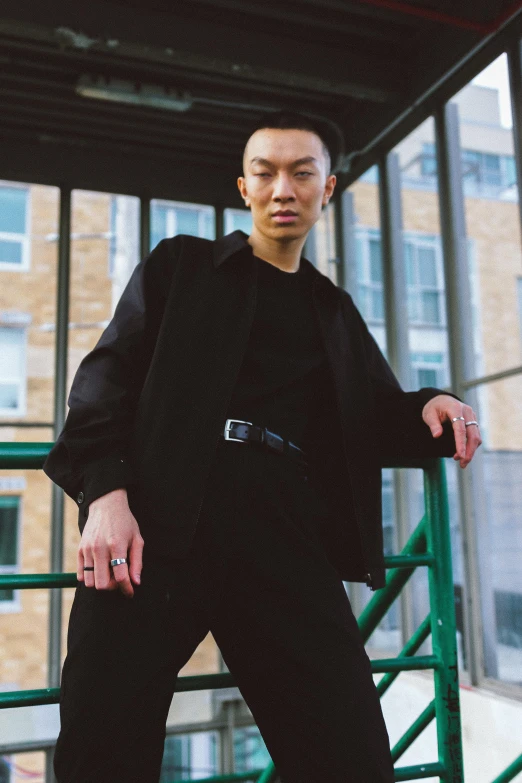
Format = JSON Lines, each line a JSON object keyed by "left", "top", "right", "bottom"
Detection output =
{"left": 224, "top": 418, "right": 253, "bottom": 443}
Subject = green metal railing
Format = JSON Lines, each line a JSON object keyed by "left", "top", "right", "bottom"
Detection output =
{"left": 0, "top": 443, "right": 517, "bottom": 783}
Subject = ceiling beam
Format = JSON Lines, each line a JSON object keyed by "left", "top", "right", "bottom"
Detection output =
{"left": 0, "top": 15, "right": 400, "bottom": 104}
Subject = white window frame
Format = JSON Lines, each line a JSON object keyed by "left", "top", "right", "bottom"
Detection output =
{"left": 404, "top": 232, "right": 447, "bottom": 327}
{"left": 0, "top": 327, "right": 27, "bottom": 417}
{"left": 150, "top": 199, "right": 215, "bottom": 247}
{"left": 0, "top": 494, "right": 22, "bottom": 614}
{"left": 354, "top": 227, "right": 385, "bottom": 324}
{"left": 0, "top": 182, "right": 31, "bottom": 272}
{"left": 411, "top": 351, "right": 448, "bottom": 389}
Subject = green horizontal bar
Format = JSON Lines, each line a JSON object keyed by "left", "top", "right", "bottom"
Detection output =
{"left": 256, "top": 762, "right": 278, "bottom": 783}
{"left": 394, "top": 762, "right": 445, "bottom": 781}
{"left": 384, "top": 554, "right": 434, "bottom": 568}
{"left": 391, "top": 701, "right": 436, "bottom": 763}
{"left": 0, "top": 688, "right": 60, "bottom": 708}
{"left": 491, "top": 753, "right": 522, "bottom": 783}
{"left": 371, "top": 655, "right": 439, "bottom": 674}
{"left": 0, "top": 443, "right": 437, "bottom": 472}
{"left": 0, "top": 443, "right": 52, "bottom": 468}
{"left": 169, "top": 672, "right": 236, "bottom": 692}
{"left": 358, "top": 518, "right": 427, "bottom": 643}
{"left": 0, "top": 573, "right": 77, "bottom": 589}
{"left": 170, "top": 772, "right": 265, "bottom": 783}
{"left": 377, "top": 616, "right": 432, "bottom": 697}
{"left": 0, "top": 655, "right": 439, "bottom": 710}
{"left": 384, "top": 458, "right": 438, "bottom": 470}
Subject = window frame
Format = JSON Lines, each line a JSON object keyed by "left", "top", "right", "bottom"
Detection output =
{"left": 150, "top": 199, "right": 215, "bottom": 251}
{"left": 0, "top": 494, "right": 22, "bottom": 614}
{"left": 404, "top": 232, "right": 447, "bottom": 327}
{"left": 0, "top": 182, "right": 31, "bottom": 272}
{"left": 0, "top": 327, "right": 28, "bottom": 417}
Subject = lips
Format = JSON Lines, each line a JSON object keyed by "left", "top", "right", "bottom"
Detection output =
{"left": 272, "top": 211, "right": 297, "bottom": 216}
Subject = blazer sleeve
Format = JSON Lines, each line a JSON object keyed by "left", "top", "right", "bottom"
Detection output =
{"left": 42, "top": 236, "right": 179, "bottom": 509}
{"left": 346, "top": 293, "right": 463, "bottom": 460}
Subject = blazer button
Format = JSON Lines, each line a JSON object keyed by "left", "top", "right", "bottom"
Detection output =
{"left": 77, "top": 491, "right": 84, "bottom": 504}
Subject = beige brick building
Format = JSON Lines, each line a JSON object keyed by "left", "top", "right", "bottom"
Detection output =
{"left": 0, "top": 81, "right": 521, "bottom": 779}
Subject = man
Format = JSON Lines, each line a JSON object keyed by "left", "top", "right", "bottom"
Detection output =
{"left": 43, "top": 110, "right": 481, "bottom": 782}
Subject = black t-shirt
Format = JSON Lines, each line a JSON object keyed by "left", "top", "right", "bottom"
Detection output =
{"left": 226, "top": 251, "right": 328, "bottom": 454}
{"left": 225, "top": 247, "right": 362, "bottom": 564}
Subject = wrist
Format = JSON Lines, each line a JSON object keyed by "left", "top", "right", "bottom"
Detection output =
{"left": 89, "top": 487, "right": 128, "bottom": 509}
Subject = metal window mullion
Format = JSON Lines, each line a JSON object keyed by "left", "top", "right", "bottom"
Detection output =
{"left": 215, "top": 205, "right": 225, "bottom": 240}
{"left": 508, "top": 38, "right": 522, "bottom": 239}
{"left": 434, "top": 102, "right": 497, "bottom": 684}
{"left": 46, "top": 186, "right": 72, "bottom": 783}
{"left": 378, "top": 152, "right": 417, "bottom": 647}
{"left": 140, "top": 196, "right": 151, "bottom": 258}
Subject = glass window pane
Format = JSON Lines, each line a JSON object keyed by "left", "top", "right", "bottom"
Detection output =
{"left": 0, "top": 239, "right": 23, "bottom": 265}
{"left": 417, "top": 246, "right": 438, "bottom": 285}
{"left": 404, "top": 242, "right": 415, "bottom": 284}
{"left": 421, "top": 291, "right": 440, "bottom": 323}
{"left": 0, "top": 500, "right": 18, "bottom": 566}
{"left": 224, "top": 208, "right": 252, "bottom": 234}
{"left": 151, "top": 204, "right": 168, "bottom": 250}
{"left": 0, "top": 384, "right": 19, "bottom": 410}
{"left": 0, "top": 186, "right": 27, "bottom": 234}
{"left": 176, "top": 207, "right": 200, "bottom": 236}
{"left": 369, "top": 239, "right": 382, "bottom": 282}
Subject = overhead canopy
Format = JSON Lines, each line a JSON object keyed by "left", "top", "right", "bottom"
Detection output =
{"left": 0, "top": 1, "right": 521, "bottom": 205}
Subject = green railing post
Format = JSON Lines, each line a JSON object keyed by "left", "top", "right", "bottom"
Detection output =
{"left": 490, "top": 753, "right": 522, "bottom": 783}
{"left": 425, "top": 459, "right": 464, "bottom": 783}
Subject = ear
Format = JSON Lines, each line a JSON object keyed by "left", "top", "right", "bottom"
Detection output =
{"left": 322, "top": 174, "right": 336, "bottom": 207}
{"left": 237, "top": 176, "right": 251, "bottom": 207}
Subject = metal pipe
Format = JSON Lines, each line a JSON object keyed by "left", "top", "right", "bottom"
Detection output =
{"left": 140, "top": 195, "right": 151, "bottom": 257}
{"left": 376, "top": 615, "right": 431, "bottom": 696}
{"left": 435, "top": 101, "right": 497, "bottom": 683}
{"left": 508, "top": 38, "right": 522, "bottom": 241}
{"left": 391, "top": 700, "right": 436, "bottom": 763}
{"left": 46, "top": 185, "right": 71, "bottom": 783}
{"left": 378, "top": 151, "right": 417, "bottom": 647}
{"left": 425, "top": 459, "right": 464, "bottom": 780}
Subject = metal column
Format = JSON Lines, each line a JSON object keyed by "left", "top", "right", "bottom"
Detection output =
{"left": 378, "top": 152, "right": 417, "bottom": 645}
{"left": 508, "top": 37, "right": 522, "bottom": 238}
{"left": 45, "top": 186, "right": 72, "bottom": 782}
{"left": 333, "top": 189, "right": 358, "bottom": 297}
{"left": 215, "top": 204, "right": 225, "bottom": 240}
{"left": 140, "top": 196, "right": 151, "bottom": 257}
{"left": 434, "top": 102, "right": 497, "bottom": 683}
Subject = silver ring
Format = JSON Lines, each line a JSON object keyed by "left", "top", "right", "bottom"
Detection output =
{"left": 110, "top": 558, "right": 127, "bottom": 567}
{"left": 451, "top": 416, "right": 466, "bottom": 423}
{"left": 465, "top": 420, "right": 479, "bottom": 427}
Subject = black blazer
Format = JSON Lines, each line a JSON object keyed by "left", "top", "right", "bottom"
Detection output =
{"left": 43, "top": 230, "right": 461, "bottom": 590}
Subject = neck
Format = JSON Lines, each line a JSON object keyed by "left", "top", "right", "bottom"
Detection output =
{"left": 246, "top": 227, "right": 307, "bottom": 272}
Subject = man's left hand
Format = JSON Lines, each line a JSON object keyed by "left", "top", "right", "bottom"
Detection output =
{"left": 422, "top": 394, "right": 482, "bottom": 468}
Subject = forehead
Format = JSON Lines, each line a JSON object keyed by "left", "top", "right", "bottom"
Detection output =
{"left": 244, "top": 128, "right": 325, "bottom": 167}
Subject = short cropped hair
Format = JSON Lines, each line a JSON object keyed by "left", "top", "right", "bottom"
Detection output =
{"left": 242, "top": 110, "right": 334, "bottom": 175}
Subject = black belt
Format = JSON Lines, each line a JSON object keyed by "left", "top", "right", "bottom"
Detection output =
{"left": 221, "top": 418, "right": 308, "bottom": 468}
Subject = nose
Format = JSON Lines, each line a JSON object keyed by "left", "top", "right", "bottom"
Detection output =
{"left": 272, "top": 172, "right": 296, "bottom": 202}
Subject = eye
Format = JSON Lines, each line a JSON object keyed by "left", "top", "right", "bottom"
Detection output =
{"left": 254, "top": 172, "right": 271, "bottom": 178}
{"left": 296, "top": 171, "right": 313, "bottom": 177}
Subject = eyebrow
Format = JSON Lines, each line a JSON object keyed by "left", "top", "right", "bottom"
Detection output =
{"left": 249, "top": 156, "right": 319, "bottom": 167}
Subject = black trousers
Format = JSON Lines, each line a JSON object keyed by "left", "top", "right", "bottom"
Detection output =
{"left": 55, "top": 437, "right": 394, "bottom": 783}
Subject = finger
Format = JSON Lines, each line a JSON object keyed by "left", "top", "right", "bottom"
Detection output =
{"left": 77, "top": 548, "right": 85, "bottom": 582}
{"left": 93, "top": 542, "right": 113, "bottom": 590}
{"left": 423, "top": 407, "right": 444, "bottom": 438}
{"left": 464, "top": 421, "right": 482, "bottom": 464}
{"left": 451, "top": 420, "right": 467, "bottom": 460}
{"left": 110, "top": 556, "right": 134, "bottom": 598}
{"left": 129, "top": 535, "right": 144, "bottom": 586}
{"left": 80, "top": 548, "right": 96, "bottom": 588}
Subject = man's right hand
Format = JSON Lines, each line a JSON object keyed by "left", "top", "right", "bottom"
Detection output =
{"left": 77, "top": 488, "right": 144, "bottom": 598}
